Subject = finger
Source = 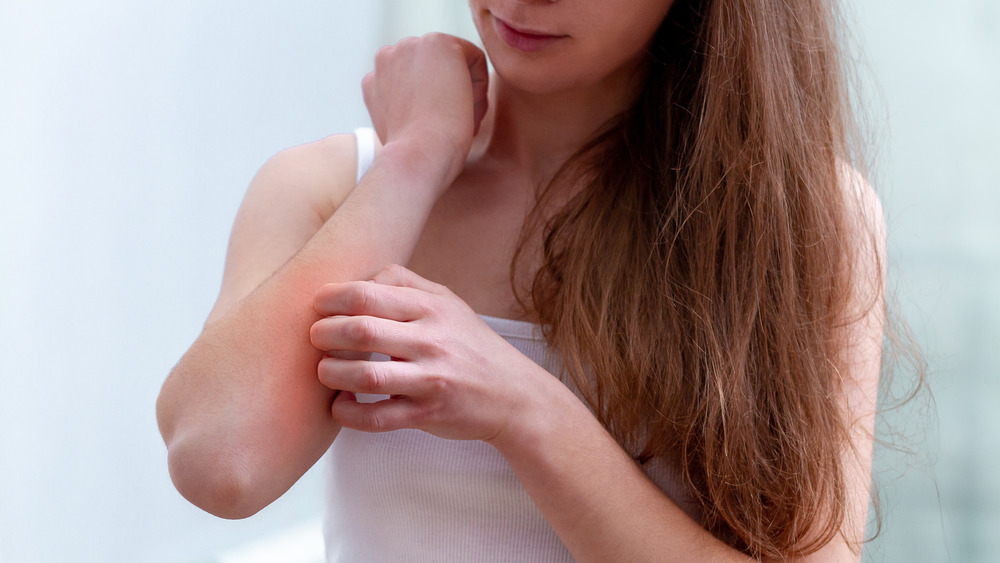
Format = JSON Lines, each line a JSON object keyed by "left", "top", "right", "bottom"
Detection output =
{"left": 449, "top": 36, "right": 488, "bottom": 86}
{"left": 317, "top": 356, "right": 427, "bottom": 396}
{"left": 331, "top": 392, "right": 425, "bottom": 433}
{"left": 310, "top": 315, "right": 424, "bottom": 358}
{"left": 371, "top": 264, "right": 450, "bottom": 295}
{"left": 463, "top": 43, "right": 490, "bottom": 135}
{"left": 313, "top": 280, "right": 432, "bottom": 319}
{"left": 451, "top": 37, "right": 489, "bottom": 135}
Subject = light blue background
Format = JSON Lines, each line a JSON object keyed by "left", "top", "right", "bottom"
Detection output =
{"left": 0, "top": 1, "right": 996, "bottom": 561}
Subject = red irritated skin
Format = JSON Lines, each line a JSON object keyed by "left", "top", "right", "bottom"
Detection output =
{"left": 158, "top": 0, "right": 883, "bottom": 559}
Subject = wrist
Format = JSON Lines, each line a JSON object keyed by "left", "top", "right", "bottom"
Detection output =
{"left": 487, "top": 365, "right": 596, "bottom": 463}
{"left": 378, "top": 129, "right": 468, "bottom": 194}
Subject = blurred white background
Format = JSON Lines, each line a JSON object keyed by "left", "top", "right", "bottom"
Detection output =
{"left": 0, "top": 1, "right": 996, "bottom": 561}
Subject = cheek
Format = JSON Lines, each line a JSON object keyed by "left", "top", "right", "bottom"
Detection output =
{"left": 569, "top": 25, "right": 659, "bottom": 79}
{"left": 598, "top": 0, "right": 674, "bottom": 46}
{"left": 572, "top": 3, "right": 670, "bottom": 64}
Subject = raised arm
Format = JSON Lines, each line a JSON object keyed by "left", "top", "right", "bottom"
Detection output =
{"left": 156, "top": 33, "right": 489, "bottom": 519}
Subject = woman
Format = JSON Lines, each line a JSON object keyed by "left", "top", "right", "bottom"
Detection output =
{"left": 157, "top": 0, "right": 885, "bottom": 560}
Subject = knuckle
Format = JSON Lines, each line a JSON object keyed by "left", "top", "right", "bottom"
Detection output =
{"left": 362, "top": 409, "right": 385, "bottom": 433}
{"left": 384, "top": 263, "right": 406, "bottom": 277}
{"left": 426, "top": 32, "right": 455, "bottom": 50}
{"left": 344, "top": 283, "right": 372, "bottom": 314}
{"left": 374, "top": 45, "right": 393, "bottom": 62}
{"left": 348, "top": 318, "right": 379, "bottom": 347}
{"left": 419, "top": 399, "right": 444, "bottom": 426}
{"left": 358, "top": 363, "right": 386, "bottom": 394}
{"left": 416, "top": 335, "right": 446, "bottom": 359}
{"left": 359, "top": 283, "right": 376, "bottom": 312}
{"left": 409, "top": 408, "right": 429, "bottom": 429}
{"left": 426, "top": 373, "right": 449, "bottom": 395}
{"left": 415, "top": 300, "right": 436, "bottom": 318}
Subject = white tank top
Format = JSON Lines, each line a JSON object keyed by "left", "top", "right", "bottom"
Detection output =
{"left": 322, "top": 129, "right": 698, "bottom": 562}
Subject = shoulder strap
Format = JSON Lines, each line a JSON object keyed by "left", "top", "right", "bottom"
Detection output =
{"left": 353, "top": 127, "right": 376, "bottom": 185}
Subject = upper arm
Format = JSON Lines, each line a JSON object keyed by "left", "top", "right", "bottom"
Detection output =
{"left": 207, "top": 133, "right": 361, "bottom": 324}
{"left": 839, "top": 167, "right": 886, "bottom": 555}
{"left": 794, "top": 167, "right": 885, "bottom": 562}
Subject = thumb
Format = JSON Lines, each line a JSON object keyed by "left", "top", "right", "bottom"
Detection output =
{"left": 451, "top": 37, "right": 490, "bottom": 135}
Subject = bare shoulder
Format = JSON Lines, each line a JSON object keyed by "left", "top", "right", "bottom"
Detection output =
{"left": 839, "top": 162, "right": 886, "bottom": 252}
{"left": 248, "top": 133, "right": 364, "bottom": 219}
{"left": 835, "top": 162, "right": 886, "bottom": 363}
{"left": 797, "top": 164, "right": 885, "bottom": 561}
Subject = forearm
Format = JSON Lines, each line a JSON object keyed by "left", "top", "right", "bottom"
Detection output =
{"left": 491, "top": 374, "right": 751, "bottom": 562}
{"left": 157, "top": 140, "right": 448, "bottom": 517}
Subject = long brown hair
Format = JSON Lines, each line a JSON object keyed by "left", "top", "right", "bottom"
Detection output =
{"left": 514, "top": 0, "right": 880, "bottom": 557}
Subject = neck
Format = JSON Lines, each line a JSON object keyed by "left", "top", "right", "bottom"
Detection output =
{"left": 472, "top": 66, "right": 643, "bottom": 186}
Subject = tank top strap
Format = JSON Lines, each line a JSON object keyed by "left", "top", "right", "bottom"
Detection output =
{"left": 353, "top": 127, "right": 376, "bottom": 185}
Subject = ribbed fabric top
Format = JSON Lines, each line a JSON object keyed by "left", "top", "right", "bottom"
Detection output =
{"left": 323, "top": 314, "right": 571, "bottom": 562}
{"left": 321, "top": 129, "right": 700, "bottom": 562}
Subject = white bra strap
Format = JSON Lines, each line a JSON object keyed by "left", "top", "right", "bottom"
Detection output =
{"left": 353, "top": 127, "right": 376, "bottom": 185}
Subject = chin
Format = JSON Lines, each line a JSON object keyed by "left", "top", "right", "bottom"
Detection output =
{"left": 487, "top": 51, "right": 592, "bottom": 96}
{"left": 494, "top": 67, "right": 571, "bottom": 96}
{"left": 473, "top": 15, "right": 577, "bottom": 94}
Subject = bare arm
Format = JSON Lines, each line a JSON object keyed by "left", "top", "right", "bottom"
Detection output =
{"left": 309, "top": 171, "right": 885, "bottom": 560}
{"left": 156, "top": 33, "right": 489, "bottom": 519}
{"left": 156, "top": 138, "right": 446, "bottom": 518}
{"left": 487, "top": 170, "right": 886, "bottom": 562}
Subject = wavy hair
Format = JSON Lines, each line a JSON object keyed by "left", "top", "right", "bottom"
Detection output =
{"left": 513, "top": 0, "right": 884, "bottom": 557}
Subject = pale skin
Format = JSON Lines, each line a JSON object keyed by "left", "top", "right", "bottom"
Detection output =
{"left": 156, "top": 0, "right": 884, "bottom": 561}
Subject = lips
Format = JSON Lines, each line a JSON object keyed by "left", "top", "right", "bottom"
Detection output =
{"left": 491, "top": 15, "right": 567, "bottom": 53}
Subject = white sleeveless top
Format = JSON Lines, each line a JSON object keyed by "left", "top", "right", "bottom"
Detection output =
{"left": 322, "top": 129, "right": 699, "bottom": 562}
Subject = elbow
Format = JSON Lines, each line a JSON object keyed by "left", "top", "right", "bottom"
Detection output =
{"left": 157, "top": 361, "right": 270, "bottom": 519}
{"left": 165, "top": 436, "right": 270, "bottom": 520}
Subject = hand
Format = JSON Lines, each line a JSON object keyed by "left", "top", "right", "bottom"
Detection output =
{"left": 362, "top": 34, "right": 489, "bottom": 186}
{"left": 308, "top": 265, "right": 541, "bottom": 443}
